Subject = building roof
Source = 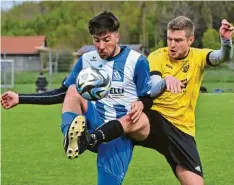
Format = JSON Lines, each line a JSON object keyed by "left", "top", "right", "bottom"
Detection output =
{"left": 73, "top": 44, "right": 144, "bottom": 56}
{"left": 1, "top": 36, "right": 46, "bottom": 55}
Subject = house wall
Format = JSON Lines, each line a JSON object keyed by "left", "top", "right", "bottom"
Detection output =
{"left": 1, "top": 55, "right": 42, "bottom": 72}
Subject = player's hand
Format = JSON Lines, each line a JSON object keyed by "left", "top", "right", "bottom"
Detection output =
{"left": 219, "top": 19, "right": 234, "bottom": 39}
{"left": 1, "top": 91, "right": 19, "bottom": 109}
{"left": 129, "top": 101, "right": 144, "bottom": 123}
{"left": 165, "top": 76, "right": 185, "bottom": 93}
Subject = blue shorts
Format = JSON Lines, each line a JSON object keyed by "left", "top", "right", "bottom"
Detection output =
{"left": 84, "top": 101, "right": 134, "bottom": 185}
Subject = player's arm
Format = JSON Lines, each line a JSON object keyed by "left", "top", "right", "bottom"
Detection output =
{"left": 1, "top": 57, "right": 83, "bottom": 109}
{"left": 18, "top": 85, "right": 68, "bottom": 105}
{"left": 134, "top": 55, "right": 153, "bottom": 110}
{"left": 147, "top": 51, "right": 168, "bottom": 98}
{"left": 1, "top": 85, "right": 68, "bottom": 109}
{"left": 147, "top": 52, "right": 166, "bottom": 98}
{"left": 207, "top": 19, "right": 233, "bottom": 66}
{"left": 148, "top": 51, "right": 184, "bottom": 96}
{"left": 150, "top": 71, "right": 166, "bottom": 98}
{"left": 151, "top": 74, "right": 185, "bottom": 96}
{"left": 129, "top": 56, "right": 153, "bottom": 123}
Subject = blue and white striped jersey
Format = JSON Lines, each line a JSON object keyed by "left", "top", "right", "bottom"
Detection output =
{"left": 64, "top": 46, "right": 151, "bottom": 122}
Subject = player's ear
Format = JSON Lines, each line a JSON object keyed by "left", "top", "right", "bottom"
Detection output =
{"left": 188, "top": 35, "right": 194, "bottom": 46}
{"left": 115, "top": 33, "right": 120, "bottom": 43}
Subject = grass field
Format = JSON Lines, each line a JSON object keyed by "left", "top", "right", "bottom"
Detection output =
{"left": 1, "top": 93, "right": 234, "bottom": 185}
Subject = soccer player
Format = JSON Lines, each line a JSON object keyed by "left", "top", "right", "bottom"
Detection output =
{"left": 1, "top": 11, "right": 152, "bottom": 185}
{"left": 81, "top": 16, "right": 233, "bottom": 185}
{"left": 139, "top": 17, "right": 233, "bottom": 185}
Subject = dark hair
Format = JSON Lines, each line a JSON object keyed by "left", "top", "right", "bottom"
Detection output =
{"left": 167, "top": 16, "right": 195, "bottom": 37}
{"left": 88, "top": 11, "right": 120, "bottom": 35}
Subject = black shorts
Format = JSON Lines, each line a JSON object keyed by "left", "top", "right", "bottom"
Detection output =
{"left": 138, "top": 109, "right": 203, "bottom": 177}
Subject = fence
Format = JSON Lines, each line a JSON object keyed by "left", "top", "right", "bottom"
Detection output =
{"left": 1, "top": 50, "right": 75, "bottom": 93}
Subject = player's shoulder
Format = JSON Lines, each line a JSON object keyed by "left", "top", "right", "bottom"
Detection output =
{"left": 81, "top": 50, "right": 103, "bottom": 66}
{"left": 82, "top": 50, "right": 99, "bottom": 59}
{"left": 126, "top": 47, "right": 143, "bottom": 58}
{"left": 190, "top": 47, "right": 212, "bottom": 56}
{"left": 149, "top": 47, "right": 168, "bottom": 56}
{"left": 190, "top": 48, "right": 213, "bottom": 66}
{"left": 148, "top": 47, "right": 168, "bottom": 61}
{"left": 124, "top": 46, "right": 147, "bottom": 63}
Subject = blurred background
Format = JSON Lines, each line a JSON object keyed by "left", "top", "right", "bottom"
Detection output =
{"left": 1, "top": 1, "right": 234, "bottom": 93}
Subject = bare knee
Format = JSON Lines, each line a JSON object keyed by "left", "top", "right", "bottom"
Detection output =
{"left": 118, "top": 113, "right": 150, "bottom": 141}
{"left": 66, "top": 85, "right": 80, "bottom": 97}
{"left": 62, "top": 84, "right": 88, "bottom": 113}
{"left": 176, "top": 165, "right": 204, "bottom": 185}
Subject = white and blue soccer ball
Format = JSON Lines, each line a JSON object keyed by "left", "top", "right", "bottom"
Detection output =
{"left": 76, "top": 67, "right": 111, "bottom": 101}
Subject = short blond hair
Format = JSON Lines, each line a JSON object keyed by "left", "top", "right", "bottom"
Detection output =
{"left": 167, "top": 16, "right": 195, "bottom": 37}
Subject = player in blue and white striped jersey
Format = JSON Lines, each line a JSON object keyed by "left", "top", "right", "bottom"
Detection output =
{"left": 61, "top": 11, "right": 152, "bottom": 185}
{"left": 62, "top": 45, "right": 151, "bottom": 184}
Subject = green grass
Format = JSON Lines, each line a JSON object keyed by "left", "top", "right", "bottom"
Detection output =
{"left": 203, "top": 67, "right": 234, "bottom": 83}
{"left": 1, "top": 94, "right": 234, "bottom": 185}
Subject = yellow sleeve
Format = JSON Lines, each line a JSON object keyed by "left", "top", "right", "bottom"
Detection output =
{"left": 147, "top": 50, "right": 164, "bottom": 76}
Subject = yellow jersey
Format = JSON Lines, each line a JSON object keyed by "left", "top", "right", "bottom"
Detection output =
{"left": 148, "top": 47, "right": 212, "bottom": 136}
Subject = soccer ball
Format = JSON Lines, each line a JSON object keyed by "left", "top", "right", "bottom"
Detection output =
{"left": 76, "top": 67, "right": 111, "bottom": 101}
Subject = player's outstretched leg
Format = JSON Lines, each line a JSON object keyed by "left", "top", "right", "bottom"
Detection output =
{"left": 63, "top": 115, "right": 88, "bottom": 159}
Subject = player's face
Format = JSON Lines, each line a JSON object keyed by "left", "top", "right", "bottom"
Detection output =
{"left": 92, "top": 32, "right": 120, "bottom": 59}
{"left": 167, "top": 30, "right": 194, "bottom": 60}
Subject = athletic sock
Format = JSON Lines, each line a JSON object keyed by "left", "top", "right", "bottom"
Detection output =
{"left": 61, "top": 112, "right": 78, "bottom": 136}
{"left": 89, "top": 120, "right": 124, "bottom": 148}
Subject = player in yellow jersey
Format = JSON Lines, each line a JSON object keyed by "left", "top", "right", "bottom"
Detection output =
{"left": 139, "top": 16, "right": 233, "bottom": 185}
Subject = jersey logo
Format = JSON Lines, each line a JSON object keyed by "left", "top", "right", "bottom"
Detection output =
{"left": 181, "top": 78, "right": 188, "bottom": 88}
{"left": 112, "top": 70, "right": 122, "bottom": 81}
{"left": 90, "top": 56, "right": 97, "bottom": 61}
{"left": 165, "top": 64, "right": 173, "bottom": 69}
{"left": 108, "top": 87, "right": 124, "bottom": 98}
{"left": 195, "top": 166, "right": 201, "bottom": 172}
{"left": 182, "top": 63, "right": 189, "bottom": 73}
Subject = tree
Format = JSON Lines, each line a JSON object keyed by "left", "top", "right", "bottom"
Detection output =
{"left": 2, "top": 1, "right": 232, "bottom": 50}
{"left": 202, "top": 28, "right": 220, "bottom": 49}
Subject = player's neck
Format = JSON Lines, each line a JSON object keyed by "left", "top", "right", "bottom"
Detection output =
{"left": 170, "top": 49, "right": 190, "bottom": 62}
{"left": 106, "top": 45, "right": 121, "bottom": 61}
{"left": 113, "top": 45, "right": 121, "bottom": 57}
